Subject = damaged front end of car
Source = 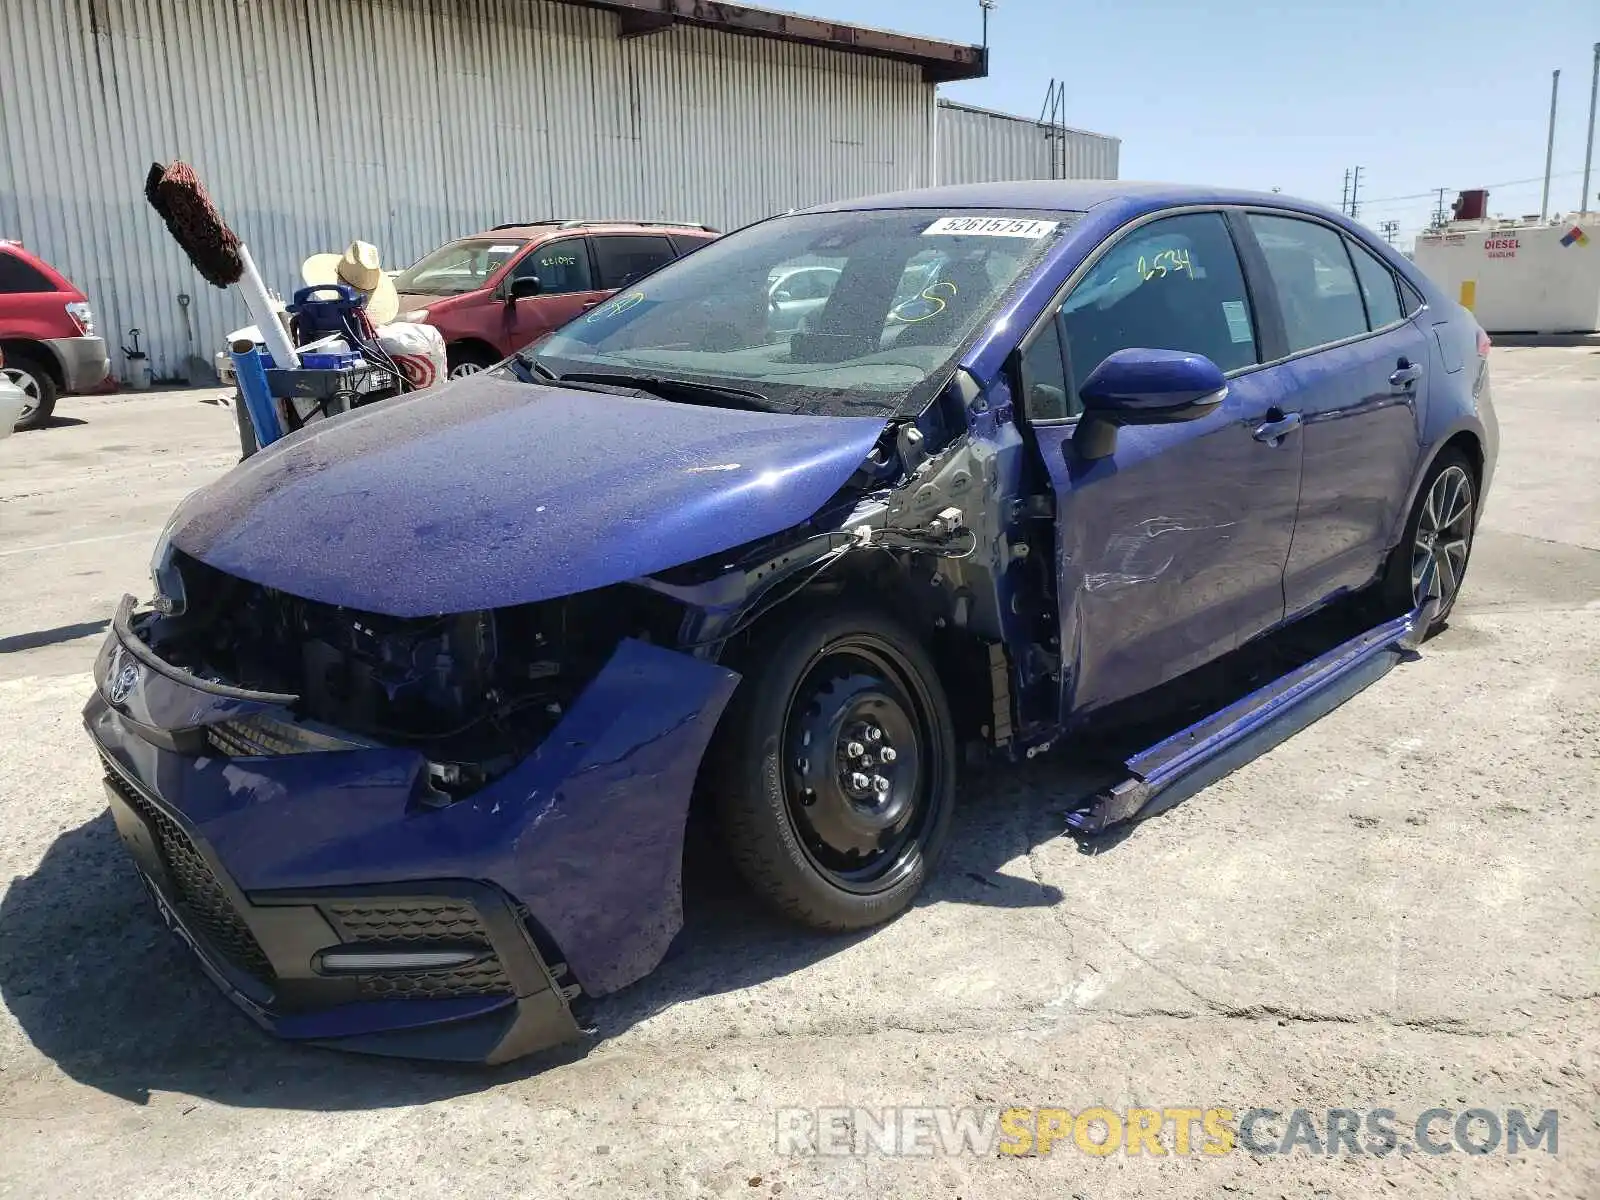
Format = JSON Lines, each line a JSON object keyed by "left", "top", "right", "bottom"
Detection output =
{"left": 86, "top": 548, "right": 742, "bottom": 1062}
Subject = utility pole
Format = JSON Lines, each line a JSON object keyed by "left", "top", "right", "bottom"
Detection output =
{"left": 1380, "top": 220, "right": 1399, "bottom": 245}
{"left": 1541, "top": 68, "right": 1560, "bottom": 220}
{"left": 1341, "top": 169, "right": 1351, "bottom": 216}
{"left": 1349, "top": 166, "right": 1363, "bottom": 219}
{"left": 979, "top": 0, "right": 996, "bottom": 52}
{"left": 1582, "top": 42, "right": 1599, "bottom": 216}
{"left": 1433, "top": 187, "right": 1449, "bottom": 229}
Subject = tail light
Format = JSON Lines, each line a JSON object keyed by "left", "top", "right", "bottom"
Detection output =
{"left": 1475, "top": 328, "right": 1491, "bottom": 358}
{"left": 65, "top": 301, "right": 94, "bottom": 336}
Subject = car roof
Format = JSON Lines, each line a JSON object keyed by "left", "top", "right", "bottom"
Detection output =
{"left": 463, "top": 220, "right": 719, "bottom": 240}
{"left": 809, "top": 180, "right": 1344, "bottom": 222}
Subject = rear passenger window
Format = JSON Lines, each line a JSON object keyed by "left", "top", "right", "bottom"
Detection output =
{"left": 1060, "top": 211, "right": 1258, "bottom": 395}
{"left": 1247, "top": 214, "right": 1368, "bottom": 352}
{"left": 1346, "top": 238, "right": 1402, "bottom": 329}
{"left": 0, "top": 251, "right": 56, "bottom": 294}
{"left": 592, "top": 236, "right": 675, "bottom": 289}
{"left": 1399, "top": 278, "right": 1425, "bottom": 316}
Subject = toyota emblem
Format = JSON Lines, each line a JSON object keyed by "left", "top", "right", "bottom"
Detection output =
{"left": 108, "top": 653, "right": 141, "bottom": 705}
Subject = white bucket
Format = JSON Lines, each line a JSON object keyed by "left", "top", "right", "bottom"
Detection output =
{"left": 125, "top": 353, "right": 152, "bottom": 391}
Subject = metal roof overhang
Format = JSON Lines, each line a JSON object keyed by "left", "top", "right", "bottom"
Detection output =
{"left": 560, "top": 0, "right": 988, "bottom": 82}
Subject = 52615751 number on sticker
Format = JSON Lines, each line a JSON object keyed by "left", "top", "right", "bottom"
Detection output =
{"left": 923, "top": 217, "right": 1060, "bottom": 239}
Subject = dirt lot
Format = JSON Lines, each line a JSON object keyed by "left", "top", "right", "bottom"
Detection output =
{"left": 0, "top": 350, "right": 1595, "bottom": 1199}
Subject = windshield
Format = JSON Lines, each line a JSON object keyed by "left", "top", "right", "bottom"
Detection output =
{"left": 531, "top": 209, "right": 1077, "bottom": 417}
{"left": 394, "top": 238, "right": 528, "bottom": 296}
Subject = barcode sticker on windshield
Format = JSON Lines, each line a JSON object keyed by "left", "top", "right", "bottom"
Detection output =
{"left": 923, "top": 216, "right": 1059, "bottom": 239}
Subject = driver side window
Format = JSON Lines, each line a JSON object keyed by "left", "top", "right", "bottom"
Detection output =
{"left": 1059, "top": 211, "right": 1259, "bottom": 399}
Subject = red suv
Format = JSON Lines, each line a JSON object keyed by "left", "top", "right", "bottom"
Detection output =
{"left": 0, "top": 240, "right": 110, "bottom": 430}
{"left": 391, "top": 220, "right": 718, "bottom": 378}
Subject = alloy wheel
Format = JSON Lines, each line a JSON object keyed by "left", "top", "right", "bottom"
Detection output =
{"left": 448, "top": 361, "right": 486, "bottom": 380}
{"left": 1411, "top": 464, "right": 1474, "bottom": 606}
{"left": 2, "top": 366, "right": 40, "bottom": 421}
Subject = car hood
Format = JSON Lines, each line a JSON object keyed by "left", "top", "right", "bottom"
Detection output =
{"left": 168, "top": 375, "right": 888, "bottom": 617}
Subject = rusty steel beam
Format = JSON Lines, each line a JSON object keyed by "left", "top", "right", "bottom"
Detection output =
{"left": 568, "top": 0, "right": 987, "bottom": 81}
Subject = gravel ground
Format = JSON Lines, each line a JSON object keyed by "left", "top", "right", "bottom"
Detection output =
{"left": 0, "top": 351, "right": 1595, "bottom": 1199}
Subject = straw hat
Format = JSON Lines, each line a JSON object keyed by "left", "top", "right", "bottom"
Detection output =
{"left": 301, "top": 240, "right": 399, "bottom": 326}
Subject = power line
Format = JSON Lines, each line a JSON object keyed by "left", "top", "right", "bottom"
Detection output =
{"left": 1338, "top": 168, "right": 1590, "bottom": 209}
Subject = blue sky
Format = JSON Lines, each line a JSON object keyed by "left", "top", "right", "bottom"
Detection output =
{"left": 791, "top": 0, "right": 1599, "bottom": 246}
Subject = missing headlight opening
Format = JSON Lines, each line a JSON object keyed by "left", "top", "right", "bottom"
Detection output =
{"left": 145, "top": 552, "right": 687, "bottom": 792}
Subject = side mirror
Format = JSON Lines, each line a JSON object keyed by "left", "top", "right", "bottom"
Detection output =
{"left": 1072, "top": 348, "right": 1227, "bottom": 460}
{"left": 508, "top": 276, "right": 542, "bottom": 302}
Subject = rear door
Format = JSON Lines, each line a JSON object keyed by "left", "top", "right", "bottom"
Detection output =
{"left": 501, "top": 236, "right": 608, "bottom": 353}
{"left": 1019, "top": 209, "right": 1304, "bottom": 714}
{"left": 1241, "top": 214, "right": 1429, "bottom": 615}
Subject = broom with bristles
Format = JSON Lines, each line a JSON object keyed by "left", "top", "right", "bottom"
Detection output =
{"left": 144, "top": 161, "right": 300, "bottom": 367}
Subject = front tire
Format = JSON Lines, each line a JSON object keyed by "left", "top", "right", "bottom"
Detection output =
{"left": 446, "top": 344, "right": 498, "bottom": 379}
{"left": 3, "top": 353, "right": 57, "bottom": 431}
{"left": 709, "top": 606, "right": 957, "bottom": 931}
{"left": 1382, "top": 448, "right": 1477, "bottom": 633}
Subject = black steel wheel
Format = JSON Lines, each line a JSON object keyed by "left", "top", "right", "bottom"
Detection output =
{"left": 709, "top": 606, "right": 956, "bottom": 930}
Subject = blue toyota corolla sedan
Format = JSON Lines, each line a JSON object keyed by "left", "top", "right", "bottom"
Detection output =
{"left": 85, "top": 181, "right": 1496, "bottom": 1062}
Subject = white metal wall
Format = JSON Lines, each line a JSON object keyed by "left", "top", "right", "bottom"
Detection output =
{"left": 0, "top": 0, "right": 936, "bottom": 379}
{"left": 938, "top": 100, "right": 1119, "bottom": 188}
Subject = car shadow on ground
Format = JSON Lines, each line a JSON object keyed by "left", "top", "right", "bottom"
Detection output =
{"left": 0, "top": 755, "right": 1113, "bottom": 1113}
{"left": 0, "top": 619, "right": 110, "bottom": 654}
{"left": 13, "top": 416, "right": 90, "bottom": 431}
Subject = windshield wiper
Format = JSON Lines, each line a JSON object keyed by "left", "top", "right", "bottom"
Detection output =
{"left": 557, "top": 371, "right": 774, "bottom": 412}
{"left": 509, "top": 354, "right": 661, "bottom": 399}
{"left": 514, "top": 350, "right": 560, "bottom": 381}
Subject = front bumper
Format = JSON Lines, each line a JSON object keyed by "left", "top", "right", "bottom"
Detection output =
{"left": 84, "top": 598, "right": 738, "bottom": 1062}
{"left": 43, "top": 335, "right": 109, "bottom": 392}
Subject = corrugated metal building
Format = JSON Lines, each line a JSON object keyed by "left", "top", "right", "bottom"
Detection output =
{"left": 0, "top": 0, "right": 983, "bottom": 379}
{"left": 938, "top": 100, "right": 1119, "bottom": 187}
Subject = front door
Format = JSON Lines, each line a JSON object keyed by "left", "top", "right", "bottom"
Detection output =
{"left": 1241, "top": 214, "right": 1430, "bottom": 615}
{"left": 1017, "top": 210, "right": 1304, "bottom": 715}
{"left": 500, "top": 236, "right": 607, "bottom": 354}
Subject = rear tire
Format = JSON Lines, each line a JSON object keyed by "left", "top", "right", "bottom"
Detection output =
{"left": 707, "top": 606, "right": 957, "bottom": 931}
{"left": 3, "top": 352, "right": 57, "bottom": 431}
{"left": 1381, "top": 448, "right": 1477, "bottom": 635}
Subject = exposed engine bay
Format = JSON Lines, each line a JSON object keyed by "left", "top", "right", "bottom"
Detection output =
{"left": 147, "top": 551, "right": 685, "bottom": 787}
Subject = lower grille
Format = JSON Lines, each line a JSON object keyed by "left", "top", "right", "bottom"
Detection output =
{"left": 323, "top": 900, "right": 513, "bottom": 1000}
{"left": 103, "top": 765, "right": 275, "bottom": 984}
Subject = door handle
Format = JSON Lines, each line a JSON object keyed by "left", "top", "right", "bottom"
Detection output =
{"left": 1252, "top": 411, "right": 1302, "bottom": 445}
{"left": 1389, "top": 360, "right": 1422, "bottom": 388}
